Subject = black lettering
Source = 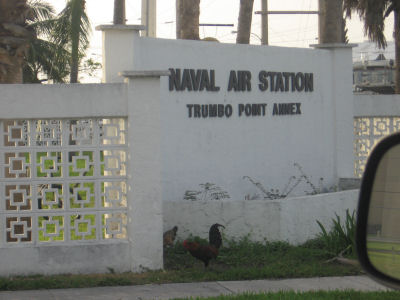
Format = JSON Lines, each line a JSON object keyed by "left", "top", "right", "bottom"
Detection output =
{"left": 169, "top": 68, "right": 181, "bottom": 91}
{"left": 187, "top": 104, "right": 193, "bottom": 117}
{"left": 244, "top": 104, "right": 251, "bottom": 116}
{"left": 201, "top": 105, "right": 208, "bottom": 118}
{"left": 278, "top": 103, "right": 287, "bottom": 115}
{"left": 272, "top": 103, "right": 278, "bottom": 115}
{"left": 267, "top": 72, "right": 276, "bottom": 91}
{"left": 295, "top": 72, "right": 305, "bottom": 92}
{"left": 290, "top": 73, "right": 296, "bottom": 91}
{"left": 261, "top": 104, "right": 267, "bottom": 115}
{"left": 238, "top": 72, "right": 244, "bottom": 91}
{"left": 181, "top": 69, "right": 193, "bottom": 91}
{"left": 194, "top": 104, "right": 201, "bottom": 117}
{"left": 228, "top": 70, "right": 238, "bottom": 91}
{"left": 218, "top": 104, "right": 225, "bottom": 117}
{"left": 275, "top": 73, "right": 284, "bottom": 92}
{"left": 258, "top": 71, "right": 268, "bottom": 91}
{"left": 200, "top": 70, "right": 210, "bottom": 91}
{"left": 296, "top": 103, "right": 301, "bottom": 114}
{"left": 190, "top": 69, "right": 202, "bottom": 91}
{"left": 290, "top": 103, "right": 296, "bottom": 114}
{"left": 282, "top": 72, "right": 291, "bottom": 92}
{"left": 251, "top": 104, "right": 261, "bottom": 115}
{"left": 209, "top": 104, "right": 218, "bottom": 117}
{"left": 238, "top": 104, "right": 245, "bottom": 116}
{"left": 272, "top": 102, "right": 302, "bottom": 116}
{"left": 305, "top": 73, "right": 313, "bottom": 92}
{"left": 210, "top": 70, "right": 220, "bottom": 91}
{"left": 239, "top": 71, "right": 251, "bottom": 91}
{"left": 225, "top": 105, "right": 233, "bottom": 118}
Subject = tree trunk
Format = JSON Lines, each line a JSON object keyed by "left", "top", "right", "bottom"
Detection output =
{"left": 318, "top": 0, "right": 343, "bottom": 44}
{"left": 395, "top": 10, "right": 400, "bottom": 94}
{"left": 0, "top": 0, "right": 32, "bottom": 83}
{"left": 177, "top": 0, "right": 199, "bottom": 40}
{"left": 69, "top": 0, "right": 84, "bottom": 83}
{"left": 236, "top": 0, "right": 254, "bottom": 44}
{"left": 114, "top": 0, "right": 126, "bottom": 25}
{"left": 176, "top": 0, "right": 183, "bottom": 39}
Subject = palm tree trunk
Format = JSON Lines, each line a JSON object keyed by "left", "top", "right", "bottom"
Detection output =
{"left": 177, "top": 0, "right": 200, "bottom": 40}
{"left": 395, "top": 10, "right": 400, "bottom": 94}
{"left": 70, "top": 0, "right": 84, "bottom": 83}
{"left": 236, "top": 0, "right": 254, "bottom": 44}
{"left": 176, "top": 0, "right": 183, "bottom": 39}
{"left": 114, "top": 0, "right": 125, "bottom": 25}
{"left": 0, "top": 0, "right": 32, "bottom": 83}
{"left": 318, "top": 0, "right": 343, "bottom": 44}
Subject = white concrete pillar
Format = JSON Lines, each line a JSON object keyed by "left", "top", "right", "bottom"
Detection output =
{"left": 312, "top": 43, "right": 356, "bottom": 181}
{"left": 95, "top": 25, "right": 144, "bottom": 83}
{"left": 121, "top": 70, "right": 169, "bottom": 272}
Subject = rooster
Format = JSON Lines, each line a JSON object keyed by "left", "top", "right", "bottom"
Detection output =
{"left": 163, "top": 226, "right": 178, "bottom": 248}
{"left": 183, "top": 223, "right": 225, "bottom": 267}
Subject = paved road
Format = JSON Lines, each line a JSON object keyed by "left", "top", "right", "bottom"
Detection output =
{"left": 0, "top": 276, "right": 391, "bottom": 300}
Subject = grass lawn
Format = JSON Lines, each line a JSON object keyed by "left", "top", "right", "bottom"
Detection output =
{"left": 172, "top": 291, "right": 400, "bottom": 300}
{"left": 0, "top": 237, "right": 362, "bottom": 291}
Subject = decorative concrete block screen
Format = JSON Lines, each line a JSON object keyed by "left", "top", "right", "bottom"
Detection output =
{"left": 0, "top": 118, "right": 128, "bottom": 245}
{"left": 353, "top": 95, "right": 400, "bottom": 178}
{"left": 354, "top": 117, "right": 400, "bottom": 177}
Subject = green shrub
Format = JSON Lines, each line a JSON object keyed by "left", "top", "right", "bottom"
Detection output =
{"left": 316, "top": 209, "right": 356, "bottom": 258}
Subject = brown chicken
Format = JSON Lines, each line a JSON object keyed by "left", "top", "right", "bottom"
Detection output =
{"left": 183, "top": 223, "right": 225, "bottom": 267}
{"left": 163, "top": 226, "right": 178, "bottom": 248}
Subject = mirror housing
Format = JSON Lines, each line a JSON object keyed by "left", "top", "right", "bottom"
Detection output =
{"left": 357, "top": 132, "right": 400, "bottom": 289}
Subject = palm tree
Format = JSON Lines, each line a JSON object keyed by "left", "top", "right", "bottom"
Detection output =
{"left": 114, "top": 0, "right": 126, "bottom": 25}
{"left": 24, "top": 0, "right": 71, "bottom": 83}
{"left": 343, "top": 0, "right": 400, "bottom": 93}
{"left": 52, "top": 0, "right": 91, "bottom": 83}
{"left": 236, "top": 0, "right": 254, "bottom": 44}
{"left": 176, "top": 0, "right": 200, "bottom": 40}
{"left": 318, "top": 0, "right": 344, "bottom": 43}
{"left": 0, "top": 0, "right": 34, "bottom": 83}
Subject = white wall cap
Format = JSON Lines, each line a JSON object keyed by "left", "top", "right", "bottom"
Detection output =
{"left": 310, "top": 43, "right": 358, "bottom": 49}
{"left": 119, "top": 70, "right": 171, "bottom": 78}
{"left": 95, "top": 24, "right": 145, "bottom": 31}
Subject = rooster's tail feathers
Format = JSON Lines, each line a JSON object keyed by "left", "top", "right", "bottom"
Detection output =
{"left": 209, "top": 223, "right": 225, "bottom": 249}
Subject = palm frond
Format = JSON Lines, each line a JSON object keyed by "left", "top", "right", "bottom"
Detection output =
{"left": 343, "top": 0, "right": 393, "bottom": 48}
{"left": 28, "top": 0, "right": 55, "bottom": 22}
{"left": 25, "top": 38, "right": 71, "bottom": 83}
{"left": 51, "top": 0, "right": 91, "bottom": 58}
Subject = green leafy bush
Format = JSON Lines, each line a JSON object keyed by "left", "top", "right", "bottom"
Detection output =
{"left": 316, "top": 209, "right": 356, "bottom": 258}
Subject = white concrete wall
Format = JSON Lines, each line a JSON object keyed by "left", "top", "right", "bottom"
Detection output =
{"left": 0, "top": 83, "right": 127, "bottom": 119}
{"left": 125, "top": 74, "right": 164, "bottom": 272}
{"left": 0, "top": 81, "right": 164, "bottom": 276}
{"left": 98, "top": 27, "right": 354, "bottom": 203}
{"left": 0, "top": 244, "right": 131, "bottom": 276}
{"left": 354, "top": 93, "right": 400, "bottom": 117}
{"left": 163, "top": 190, "right": 359, "bottom": 245}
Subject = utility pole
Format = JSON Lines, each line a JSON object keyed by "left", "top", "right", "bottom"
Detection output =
{"left": 141, "top": 0, "right": 156, "bottom": 37}
{"left": 255, "top": 5, "right": 319, "bottom": 46}
{"left": 261, "top": 0, "right": 268, "bottom": 45}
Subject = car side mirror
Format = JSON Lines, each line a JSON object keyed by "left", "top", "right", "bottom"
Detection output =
{"left": 357, "top": 132, "right": 400, "bottom": 289}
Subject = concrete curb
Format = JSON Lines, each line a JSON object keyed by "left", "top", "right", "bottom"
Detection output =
{"left": 0, "top": 276, "right": 391, "bottom": 300}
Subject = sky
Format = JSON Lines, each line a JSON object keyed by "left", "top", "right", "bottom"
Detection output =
{"left": 50, "top": 0, "right": 395, "bottom": 81}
